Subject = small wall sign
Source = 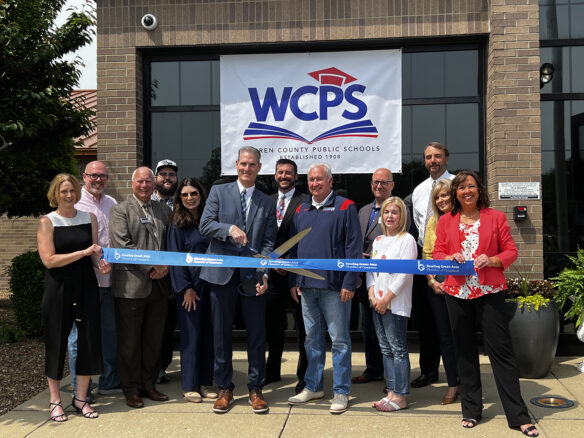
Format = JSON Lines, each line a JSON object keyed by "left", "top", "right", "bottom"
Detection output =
{"left": 498, "top": 182, "right": 540, "bottom": 200}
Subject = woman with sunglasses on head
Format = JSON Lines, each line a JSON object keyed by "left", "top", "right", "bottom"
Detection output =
{"left": 433, "top": 170, "right": 538, "bottom": 437}
{"left": 167, "top": 177, "right": 217, "bottom": 403}
{"left": 422, "top": 179, "right": 459, "bottom": 406}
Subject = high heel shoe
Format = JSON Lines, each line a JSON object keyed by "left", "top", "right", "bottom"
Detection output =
{"left": 72, "top": 395, "right": 99, "bottom": 419}
{"left": 49, "top": 400, "right": 68, "bottom": 422}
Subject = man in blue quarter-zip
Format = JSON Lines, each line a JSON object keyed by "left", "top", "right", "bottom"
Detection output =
{"left": 287, "top": 162, "right": 362, "bottom": 414}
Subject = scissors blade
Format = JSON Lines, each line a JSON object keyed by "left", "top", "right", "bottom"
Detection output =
{"left": 251, "top": 254, "right": 325, "bottom": 280}
{"left": 269, "top": 227, "right": 312, "bottom": 259}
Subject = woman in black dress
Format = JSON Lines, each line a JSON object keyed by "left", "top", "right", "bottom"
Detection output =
{"left": 167, "top": 177, "right": 215, "bottom": 403}
{"left": 37, "top": 174, "right": 110, "bottom": 421}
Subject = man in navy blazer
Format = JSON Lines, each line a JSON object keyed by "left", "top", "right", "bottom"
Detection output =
{"left": 199, "top": 146, "right": 277, "bottom": 414}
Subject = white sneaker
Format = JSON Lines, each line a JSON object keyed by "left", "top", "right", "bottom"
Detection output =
{"left": 330, "top": 393, "right": 349, "bottom": 414}
{"left": 288, "top": 388, "right": 325, "bottom": 405}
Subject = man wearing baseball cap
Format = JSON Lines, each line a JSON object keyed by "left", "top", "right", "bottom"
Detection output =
{"left": 152, "top": 159, "right": 179, "bottom": 209}
{"left": 151, "top": 159, "right": 179, "bottom": 384}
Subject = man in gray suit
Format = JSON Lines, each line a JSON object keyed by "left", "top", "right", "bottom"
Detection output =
{"left": 109, "top": 166, "right": 173, "bottom": 409}
{"left": 199, "top": 146, "right": 277, "bottom": 414}
{"left": 353, "top": 168, "right": 411, "bottom": 386}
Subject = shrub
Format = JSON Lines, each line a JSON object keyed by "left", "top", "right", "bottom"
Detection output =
{"left": 7, "top": 250, "right": 45, "bottom": 337}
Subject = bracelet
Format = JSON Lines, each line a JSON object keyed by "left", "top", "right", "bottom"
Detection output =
{"left": 427, "top": 278, "right": 436, "bottom": 286}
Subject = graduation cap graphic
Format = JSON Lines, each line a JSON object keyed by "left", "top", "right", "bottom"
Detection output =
{"left": 307, "top": 67, "right": 357, "bottom": 86}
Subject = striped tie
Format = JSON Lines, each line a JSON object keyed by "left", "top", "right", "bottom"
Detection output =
{"left": 276, "top": 194, "right": 285, "bottom": 224}
{"left": 240, "top": 189, "right": 247, "bottom": 231}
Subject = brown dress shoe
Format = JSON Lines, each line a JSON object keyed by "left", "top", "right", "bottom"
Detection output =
{"left": 351, "top": 374, "right": 373, "bottom": 384}
{"left": 126, "top": 394, "right": 144, "bottom": 409}
{"left": 441, "top": 392, "right": 459, "bottom": 405}
{"left": 141, "top": 388, "right": 168, "bottom": 401}
{"left": 249, "top": 390, "right": 269, "bottom": 413}
{"left": 213, "top": 389, "right": 234, "bottom": 414}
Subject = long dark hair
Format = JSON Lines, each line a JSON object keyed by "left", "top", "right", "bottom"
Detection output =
{"left": 450, "top": 169, "right": 490, "bottom": 215}
{"left": 171, "top": 177, "right": 207, "bottom": 228}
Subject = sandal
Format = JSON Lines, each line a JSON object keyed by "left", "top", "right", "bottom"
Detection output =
{"left": 200, "top": 386, "right": 218, "bottom": 399}
{"left": 49, "top": 401, "right": 68, "bottom": 422}
{"left": 374, "top": 397, "right": 408, "bottom": 412}
{"left": 73, "top": 395, "right": 99, "bottom": 418}
{"left": 184, "top": 391, "right": 202, "bottom": 403}
{"left": 462, "top": 418, "right": 478, "bottom": 428}
{"left": 520, "top": 425, "right": 539, "bottom": 437}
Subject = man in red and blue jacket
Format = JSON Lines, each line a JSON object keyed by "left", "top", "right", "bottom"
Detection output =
{"left": 287, "top": 163, "right": 362, "bottom": 414}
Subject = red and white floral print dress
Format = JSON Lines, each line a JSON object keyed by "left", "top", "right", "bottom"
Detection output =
{"left": 444, "top": 219, "right": 505, "bottom": 299}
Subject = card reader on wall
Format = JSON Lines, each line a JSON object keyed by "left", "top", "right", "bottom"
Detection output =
{"left": 514, "top": 206, "right": 528, "bottom": 221}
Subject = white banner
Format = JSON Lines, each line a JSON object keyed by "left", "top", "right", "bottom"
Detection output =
{"left": 220, "top": 49, "right": 402, "bottom": 175}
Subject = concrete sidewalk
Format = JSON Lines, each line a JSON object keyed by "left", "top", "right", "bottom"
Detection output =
{"left": 2, "top": 351, "right": 583, "bottom": 437}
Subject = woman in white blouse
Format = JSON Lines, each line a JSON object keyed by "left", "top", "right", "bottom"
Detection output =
{"left": 367, "top": 196, "right": 417, "bottom": 412}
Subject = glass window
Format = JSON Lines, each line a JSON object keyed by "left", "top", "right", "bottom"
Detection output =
{"left": 180, "top": 61, "right": 220, "bottom": 105}
{"left": 404, "top": 50, "right": 478, "bottom": 98}
{"left": 151, "top": 62, "right": 179, "bottom": 106}
{"left": 540, "top": 46, "right": 584, "bottom": 94}
{"left": 540, "top": 0, "right": 584, "bottom": 40}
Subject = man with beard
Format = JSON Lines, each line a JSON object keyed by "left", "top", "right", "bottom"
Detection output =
{"left": 265, "top": 159, "right": 308, "bottom": 393}
{"left": 67, "top": 161, "right": 120, "bottom": 401}
{"left": 151, "top": 159, "right": 179, "bottom": 384}
{"left": 152, "top": 159, "right": 179, "bottom": 208}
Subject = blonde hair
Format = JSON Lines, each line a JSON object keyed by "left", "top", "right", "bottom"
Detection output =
{"left": 431, "top": 179, "right": 452, "bottom": 218}
{"left": 379, "top": 196, "right": 408, "bottom": 236}
{"left": 47, "top": 174, "right": 82, "bottom": 208}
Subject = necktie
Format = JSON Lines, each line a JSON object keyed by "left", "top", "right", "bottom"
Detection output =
{"left": 276, "top": 194, "right": 285, "bottom": 225}
{"left": 424, "top": 180, "right": 437, "bottom": 232}
{"left": 240, "top": 189, "right": 247, "bottom": 231}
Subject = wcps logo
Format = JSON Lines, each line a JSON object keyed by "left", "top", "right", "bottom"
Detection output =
{"left": 243, "top": 67, "right": 378, "bottom": 145}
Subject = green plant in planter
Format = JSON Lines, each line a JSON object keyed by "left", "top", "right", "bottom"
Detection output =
{"left": 506, "top": 268, "right": 555, "bottom": 311}
{"left": 552, "top": 248, "right": 584, "bottom": 328}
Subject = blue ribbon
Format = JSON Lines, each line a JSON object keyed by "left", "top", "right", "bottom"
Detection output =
{"left": 103, "top": 248, "right": 476, "bottom": 276}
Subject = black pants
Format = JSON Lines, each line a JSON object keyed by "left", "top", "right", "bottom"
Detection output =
{"left": 412, "top": 273, "right": 441, "bottom": 374}
{"left": 445, "top": 292, "right": 531, "bottom": 427}
{"left": 159, "top": 296, "right": 177, "bottom": 372}
{"left": 427, "top": 287, "right": 459, "bottom": 387}
{"left": 115, "top": 282, "right": 168, "bottom": 397}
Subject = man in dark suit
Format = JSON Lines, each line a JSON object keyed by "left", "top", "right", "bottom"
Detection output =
{"left": 265, "top": 159, "right": 308, "bottom": 393}
{"left": 109, "top": 166, "right": 173, "bottom": 409}
{"left": 199, "top": 146, "right": 277, "bottom": 414}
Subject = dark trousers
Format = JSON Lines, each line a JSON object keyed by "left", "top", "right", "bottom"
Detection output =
{"left": 266, "top": 278, "right": 308, "bottom": 384}
{"left": 445, "top": 292, "right": 531, "bottom": 427}
{"left": 357, "top": 283, "right": 383, "bottom": 378}
{"left": 266, "top": 289, "right": 287, "bottom": 381}
{"left": 427, "top": 287, "right": 459, "bottom": 387}
{"left": 115, "top": 282, "right": 168, "bottom": 397}
{"left": 159, "top": 296, "right": 178, "bottom": 372}
{"left": 412, "top": 271, "right": 441, "bottom": 374}
{"left": 210, "top": 270, "right": 266, "bottom": 391}
{"left": 176, "top": 285, "right": 214, "bottom": 392}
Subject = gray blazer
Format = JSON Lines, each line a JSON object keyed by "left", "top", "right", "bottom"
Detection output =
{"left": 199, "top": 181, "right": 277, "bottom": 285}
{"left": 359, "top": 200, "right": 412, "bottom": 255}
{"left": 109, "top": 196, "right": 172, "bottom": 299}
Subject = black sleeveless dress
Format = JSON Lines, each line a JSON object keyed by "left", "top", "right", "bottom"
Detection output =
{"left": 42, "top": 210, "right": 102, "bottom": 380}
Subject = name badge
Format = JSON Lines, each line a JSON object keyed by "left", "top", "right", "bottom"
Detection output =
{"left": 141, "top": 217, "right": 152, "bottom": 224}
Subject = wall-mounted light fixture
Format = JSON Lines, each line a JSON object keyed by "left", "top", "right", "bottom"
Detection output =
{"left": 540, "top": 63, "right": 554, "bottom": 89}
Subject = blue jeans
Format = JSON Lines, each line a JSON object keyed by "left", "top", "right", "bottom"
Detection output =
{"left": 373, "top": 311, "right": 410, "bottom": 396}
{"left": 301, "top": 288, "right": 352, "bottom": 396}
{"left": 359, "top": 301, "right": 384, "bottom": 378}
{"left": 98, "top": 287, "right": 120, "bottom": 390}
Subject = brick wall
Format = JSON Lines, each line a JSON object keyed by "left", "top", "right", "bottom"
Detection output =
{"left": 0, "top": 216, "right": 39, "bottom": 293}
{"left": 486, "top": 0, "right": 543, "bottom": 278}
{"left": 97, "top": 0, "right": 543, "bottom": 274}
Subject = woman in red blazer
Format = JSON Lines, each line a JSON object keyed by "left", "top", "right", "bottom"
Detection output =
{"left": 433, "top": 170, "right": 538, "bottom": 437}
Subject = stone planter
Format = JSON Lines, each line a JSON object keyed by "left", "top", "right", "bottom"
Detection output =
{"left": 506, "top": 300, "right": 560, "bottom": 379}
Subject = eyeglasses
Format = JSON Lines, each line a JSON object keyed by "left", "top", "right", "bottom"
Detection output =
{"left": 457, "top": 185, "right": 478, "bottom": 191}
{"left": 85, "top": 173, "right": 109, "bottom": 181}
{"left": 180, "top": 191, "right": 200, "bottom": 198}
{"left": 157, "top": 172, "right": 177, "bottom": 178}
{"left": 371, "top": 180, "right": 393, "bottom": 186}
